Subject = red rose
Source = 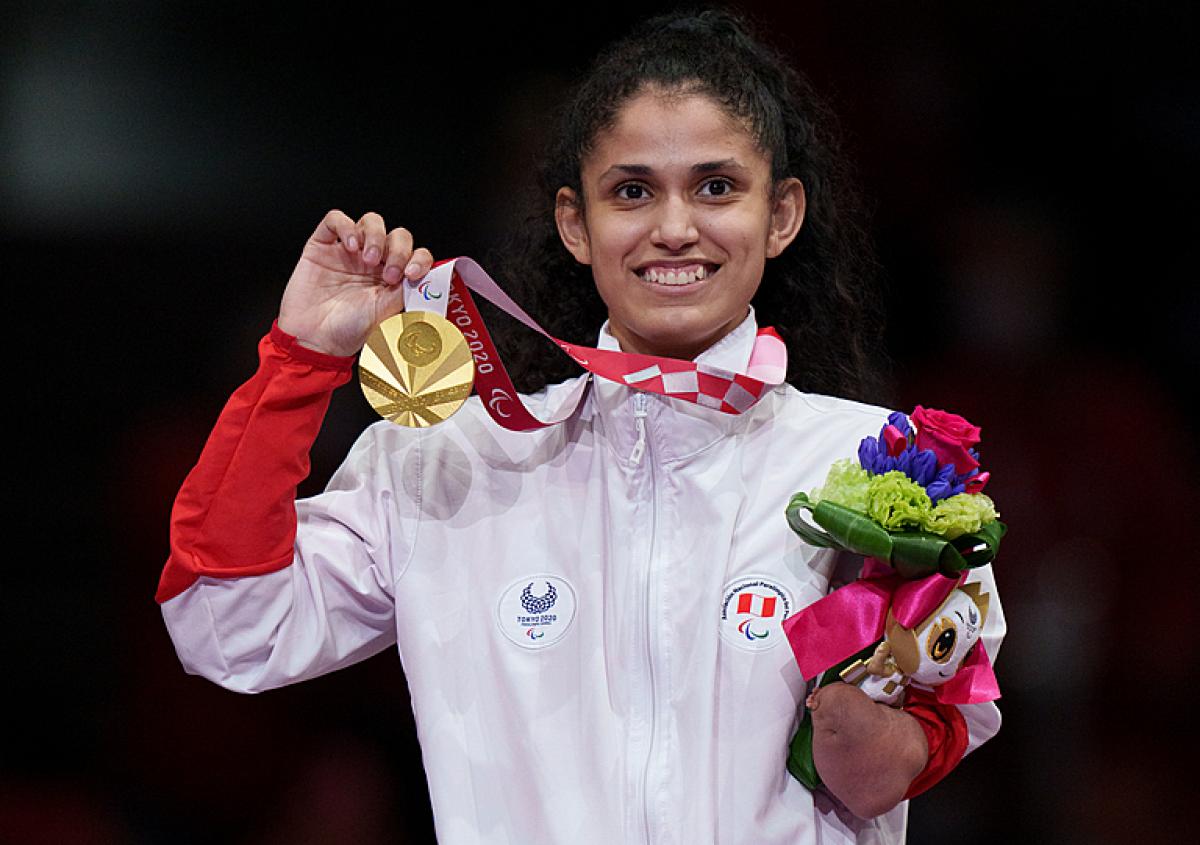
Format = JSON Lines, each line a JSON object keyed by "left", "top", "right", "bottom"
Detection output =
{"left": 910, "top": 406, "right": 981, "bottom": 475}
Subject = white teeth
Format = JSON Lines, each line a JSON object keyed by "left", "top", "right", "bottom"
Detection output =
{"left": 641, "top": 266, "right": 711, "bottom": 285}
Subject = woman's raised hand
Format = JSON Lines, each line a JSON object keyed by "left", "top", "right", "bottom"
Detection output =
{"left": 277, "top": 210, "right": 435, "bottom": 357}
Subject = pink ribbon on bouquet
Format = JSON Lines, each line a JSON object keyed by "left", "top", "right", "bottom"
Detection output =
{"left": 781, "top": 558, "right": 1000, "bottom": 705}
{"left": 404, "top": 257, "right": 788, "bottom": 432}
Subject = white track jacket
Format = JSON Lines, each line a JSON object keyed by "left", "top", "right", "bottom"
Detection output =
{"left": 160, "top": 314, "right": 1004, "bottom": 844}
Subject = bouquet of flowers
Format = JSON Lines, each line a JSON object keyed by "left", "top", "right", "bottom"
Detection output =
{"left": 785, "top": 406, "right": 1003, "bottom": 579}
{"left": 782, "top": 406, "right": 1006, "bottom": 790}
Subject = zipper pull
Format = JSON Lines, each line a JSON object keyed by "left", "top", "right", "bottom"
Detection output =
{"left": 629, "top": 393, "right": 648, "bottom": 467}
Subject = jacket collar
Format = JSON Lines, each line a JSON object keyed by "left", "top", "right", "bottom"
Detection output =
{"left": 585, "top": 309, "right": 773, "bottom": 465}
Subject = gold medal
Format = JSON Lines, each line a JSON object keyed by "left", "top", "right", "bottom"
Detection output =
{"left": 359, "top": 311, "right": 474, "bottom": 427}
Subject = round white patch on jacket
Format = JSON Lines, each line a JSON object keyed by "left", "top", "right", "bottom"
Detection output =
{"left": 497, "top": 575, "right": 578, "bottom": 649}
{"left": 719, "top": 576, "right": 795, "bottom": 652}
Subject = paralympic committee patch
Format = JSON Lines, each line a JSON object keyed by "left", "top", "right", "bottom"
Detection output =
{"left": 719, "top": 576, "right": 795, "bottom": 652}
{"left": 497, "top": 574, "right": 578, "bottom": 649}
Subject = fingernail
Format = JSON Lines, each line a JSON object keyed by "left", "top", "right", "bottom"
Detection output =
{"left": 384, "top": 265, "right": 402, "bottom": 282}
{"left": 404, "top": 262, "right": 421, "bottom": 279}
{"left": 347, "top": 235, "right": 359, "bottom": 251}
{"left": 364, "top": 247, "right": 381, "bottom": 265}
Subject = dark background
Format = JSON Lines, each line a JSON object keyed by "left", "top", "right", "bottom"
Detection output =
{"left": 3, "top": 2, "right": 1196, "bottom": 843}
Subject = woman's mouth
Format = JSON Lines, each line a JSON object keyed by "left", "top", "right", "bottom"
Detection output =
{"left": 637, "top": 263, "right": 720, "bottom": 286}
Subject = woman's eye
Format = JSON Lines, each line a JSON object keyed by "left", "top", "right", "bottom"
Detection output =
{"left": 700, "top": 178, "right": 733, "bottom": 197}
{"left": 616, "top": 184, "right": 647, "bottom": 200}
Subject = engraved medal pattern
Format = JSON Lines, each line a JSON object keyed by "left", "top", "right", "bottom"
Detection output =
{"left": 359, "top": 311, "right": 475, "bottom": 427}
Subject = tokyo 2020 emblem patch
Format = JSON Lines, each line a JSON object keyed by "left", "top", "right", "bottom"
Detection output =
{"left": 497, "top": 575, "right": 577, "bottom": 649}
{"left": 719, "top": 576, "right": 795, "bottom": 652}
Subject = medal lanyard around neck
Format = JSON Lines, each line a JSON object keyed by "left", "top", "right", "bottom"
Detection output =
{"left": 395, "top": 257, "right": 788, "bottom": 432}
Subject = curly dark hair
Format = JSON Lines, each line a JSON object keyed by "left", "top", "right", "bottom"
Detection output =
{"left": 489, "top": 7, "right": 888, "bottom": 402}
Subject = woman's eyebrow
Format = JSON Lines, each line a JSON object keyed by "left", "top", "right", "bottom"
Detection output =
{"left": 600, "top": 164, "right": 653, "bottom": 179}
{"left": 693, "top": 159, "right": 743, "bottom": 173}
{"left": 599, "top": 160, "right": 748, "bottom": 180}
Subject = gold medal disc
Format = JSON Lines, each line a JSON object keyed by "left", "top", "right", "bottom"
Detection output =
{"left": 359, "top": 311, "right": 475, "bottom": 427}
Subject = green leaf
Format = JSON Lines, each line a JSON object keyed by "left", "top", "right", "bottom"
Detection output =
{"left": 953, "top": 520, "right": 1007, "bottom": 569}
{"left": 784, "top": 493, "right": 1007, "bottom": 577}
{"left": 786, "top": 712, "right": 822, "bottom": 789}
{"left": 785, "top": 493, "right": 838, "bottom": 548}
{"left": 811, "top": 500, "right": 895, "bottom": 559}
{"left": 888, "top": 532, "right": 951, "bottom": 578}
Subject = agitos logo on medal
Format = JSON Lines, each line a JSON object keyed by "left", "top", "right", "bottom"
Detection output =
{"left": 720, "top": 576, "right": 794, "bottom": 652}
{"left": 497, "top": 575, "right": 577, "bottom": 649}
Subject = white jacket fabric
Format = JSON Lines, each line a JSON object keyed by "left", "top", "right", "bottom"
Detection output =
{"left": 161, "top": 313, "right": 1004, "bottom": 844}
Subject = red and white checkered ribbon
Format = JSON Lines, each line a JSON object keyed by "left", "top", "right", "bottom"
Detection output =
{"left": 404, "top": 257, "right": 788, "bottom": 432}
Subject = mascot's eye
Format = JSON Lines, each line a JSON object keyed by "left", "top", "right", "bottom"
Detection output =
{"left": 927, "top": 618, "right": 957, "bottom": 663}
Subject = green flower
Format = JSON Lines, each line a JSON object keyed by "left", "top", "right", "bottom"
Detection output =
{"left": 866, "top": 471, "right": 933, "bottom": 531}
{"left": 925, "top": 493, "right": 1000, "bottom": 539}
{"left": 813, "top": 459, "right": 871, "bottom": 512}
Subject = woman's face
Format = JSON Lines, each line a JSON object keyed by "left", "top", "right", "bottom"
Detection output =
{"left": 556, "top": 89, "right": 805, "bottom": 361}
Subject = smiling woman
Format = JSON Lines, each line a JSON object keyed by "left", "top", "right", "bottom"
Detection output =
{"left": 554, "top": 90, "right": 805, "bottom": 361}
{"left": 155, "top": 8, "right": 1003, "bottom": 844}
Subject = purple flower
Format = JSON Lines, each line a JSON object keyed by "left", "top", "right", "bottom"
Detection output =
{"left": 910, "top": 449, "right": 939, "bottom": 487}
{"left": 925, "top": 464, "right": 954, "bottom": 502}
{"left": 925, "top": 463, "right": 970, "bottom": 502}
{"left": 858, "top": 436, "right": 891, "bottom": 475}
{"left": 887, "top": 411, "right": 912, "bottom": 437}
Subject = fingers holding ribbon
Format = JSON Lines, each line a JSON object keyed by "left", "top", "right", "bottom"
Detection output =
{"left": 406, "top": 246, "right": 434, "bottom": 282}
{"left": 350, "top": 218, "right": 433, "bottom": 285}
{"left": 380, "top": 226, "right": 433, "bottom": 285}
{"left": 311, "top": 210, "right": 435, "bottom": 279}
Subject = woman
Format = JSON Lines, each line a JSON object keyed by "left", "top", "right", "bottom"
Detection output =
{"left": 157, "top": 10, "right": 1003, "bottom": 843}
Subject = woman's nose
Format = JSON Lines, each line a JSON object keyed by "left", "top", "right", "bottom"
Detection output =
{"left": 651, "top": 196, "right": 699, "bottom": 250}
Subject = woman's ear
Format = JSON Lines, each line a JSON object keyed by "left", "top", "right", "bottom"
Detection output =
{"left": 766, "top": 178, "right": 806, "bottom": 258}
{"left": 555, "top": 187, "right": 592, "bottom": 265}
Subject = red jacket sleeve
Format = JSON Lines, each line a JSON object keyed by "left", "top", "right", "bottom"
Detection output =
{"left": 155, "top": 324, "right": 356, "bottom": 603}
{"left": 900, "top": 686, "right": 971, "bottom": 799}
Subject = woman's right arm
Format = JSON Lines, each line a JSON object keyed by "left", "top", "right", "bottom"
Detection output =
{"left": 157, "top": 210, "right": 432, "bottom": 693}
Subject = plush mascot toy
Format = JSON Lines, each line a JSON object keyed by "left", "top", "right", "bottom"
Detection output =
{"left": 841, "top": 580, "right": 990, "bottom": 706}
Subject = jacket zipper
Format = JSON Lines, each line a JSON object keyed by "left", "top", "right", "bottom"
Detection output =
{"left": 630, "top": 395, "right": 648, "bottom": 467}
{"left": 632, "top": 391, "right": 658, "bottom": 845}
